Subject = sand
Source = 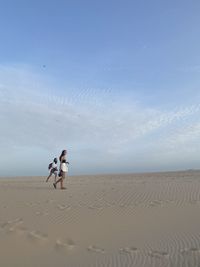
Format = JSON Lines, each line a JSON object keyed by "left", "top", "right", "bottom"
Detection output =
{"left": 1, "top": 171, "right": 200, "bottom": 266}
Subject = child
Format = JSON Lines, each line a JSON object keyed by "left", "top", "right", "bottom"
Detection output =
{"left": 46, "top": 158, "right": 58, "bottom": 183}
{"left": 53, "top": 159, "right": 69, "bottom": 189}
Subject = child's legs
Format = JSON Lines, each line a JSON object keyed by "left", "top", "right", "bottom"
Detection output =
{"left": 54, "top": 172, "right": 57, "bottom": 183}
{"left": 46, "top": 170, "right": 53, "bottom": 182}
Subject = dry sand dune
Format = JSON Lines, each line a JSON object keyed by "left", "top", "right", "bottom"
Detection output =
{"left": 1, "top": 171, "right": 200, "bottom": 266}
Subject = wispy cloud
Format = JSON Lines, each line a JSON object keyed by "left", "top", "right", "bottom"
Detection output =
{"left": 0, "top": 64, "right": 200, "bottom": 175}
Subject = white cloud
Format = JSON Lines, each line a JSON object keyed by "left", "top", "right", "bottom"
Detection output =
{"left": 0, "top": 64, "right": 200, "bottom": 175}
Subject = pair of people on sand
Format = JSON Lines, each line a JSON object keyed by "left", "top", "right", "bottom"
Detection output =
{"left": 46, "top": 150, "right": 69, "bottom": 190}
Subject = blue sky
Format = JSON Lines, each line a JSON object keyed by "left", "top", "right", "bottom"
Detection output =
{"left": 0, "top": 0, "right": 200, "bottom": 176}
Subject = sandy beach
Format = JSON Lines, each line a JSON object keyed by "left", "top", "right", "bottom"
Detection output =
{"left": 1, "top": 171, "right": 200, "bottom": 266}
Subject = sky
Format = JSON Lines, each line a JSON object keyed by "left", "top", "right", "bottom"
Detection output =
{"left": 0, "top": 0, "right": 200, "bottom": 176}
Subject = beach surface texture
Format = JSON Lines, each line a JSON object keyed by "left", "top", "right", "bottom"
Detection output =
{"left": 1, "top": 171, "right": 200, "bottom": 267}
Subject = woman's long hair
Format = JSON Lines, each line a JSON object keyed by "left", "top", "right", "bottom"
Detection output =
{"left": 59, "top": 150, "right": 66, "bottom": 162}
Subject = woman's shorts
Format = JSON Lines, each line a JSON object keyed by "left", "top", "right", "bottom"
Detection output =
{"left": 59, "top": 170, "right": 66, "bottom": 179}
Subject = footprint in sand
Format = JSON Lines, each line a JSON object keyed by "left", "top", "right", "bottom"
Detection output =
{"left": 148, "top": 250, "right": 169, "bottom": 259}
{"left": 119, "top": 247, "right": 138, "bottom": 254}
{"left": 149, "top": 200, "right": 163, "bottom": 208}
{"left": 55, "top": 238, "right": 76, "bottom": 251}
{"left": 1, "top": 218, "right": 23, "bottom": 230}
{"left": 87, "top": 245, "right": 105, "bottom": 254}
{"left": 181, "top": 247, "right": 200, "bottom": 255}
{"left": 57, "top": 204, "right": 71, "bottom": 211}
{"left": 7, "top": 220, "right": 24, "bottom": 233}
{"left": 0, "top": 218, "right": 27, "bottom": 235}
{"left": 27, "top": 230, "right": 48, "bottom": 243}
{"left": 55, "top": 239, "right": 67, "bottom": 250}
{"left": 181, "top": 248, "right": 190, "bottom": 255}
{"left": 35, "top": 211, "right": 49, "bottom": 216}
{"left": 189, "top": 247, "right": 200, "bottom": 252}
{"left": 7, "top": 224, "right": 27, "bottom": 234}
{"left": 66, "top": 238, "right": 75, "bottom": 249}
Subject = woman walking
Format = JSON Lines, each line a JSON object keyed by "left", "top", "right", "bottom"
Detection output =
{"left": 53, "top": 150, "right": 69, "bottom": 189}
{"left": 59, "top": 150, "right": 67, "bottom": 171}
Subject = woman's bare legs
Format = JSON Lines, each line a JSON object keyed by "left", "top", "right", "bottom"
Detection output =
{"left": 53, "top": 177, "right": 66, "bottom": 189}
{"left": 60, "top": 178, "right": 63, "bottom": 189}
{"left": 53, "top": 178, "right": 61, "bottom": 188}
{"left": 61, "top": 172, "right": 66, "bottom": 189}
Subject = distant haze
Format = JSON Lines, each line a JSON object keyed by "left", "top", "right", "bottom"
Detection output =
{"left": 0, "top": 1, "right": 200, "bottom": 176}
